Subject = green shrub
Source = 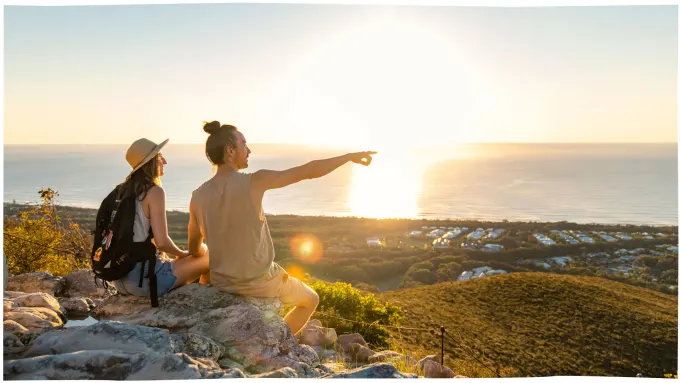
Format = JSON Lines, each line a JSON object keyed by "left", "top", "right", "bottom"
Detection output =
{"left": 4, "top": 189, "right": 91, "bottom": 276}
{"left": 307, "top": 278, "right": 403, "bottom": 348}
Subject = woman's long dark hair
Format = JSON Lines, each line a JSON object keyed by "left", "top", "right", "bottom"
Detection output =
{"left": 120, "top": 154, "right": 162, "bottom": 200}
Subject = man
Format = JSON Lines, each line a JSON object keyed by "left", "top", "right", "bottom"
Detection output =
{"left": 188, "top": 120, "right": 376, "bottom": 334}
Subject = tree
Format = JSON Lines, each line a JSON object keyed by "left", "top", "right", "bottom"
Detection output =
{"left": 436, "top": 262, "right": 462, "bottom": 283}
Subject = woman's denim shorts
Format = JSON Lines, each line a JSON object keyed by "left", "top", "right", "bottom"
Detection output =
{"left": 111, "top": 257, "right": 178, "bottom": 297}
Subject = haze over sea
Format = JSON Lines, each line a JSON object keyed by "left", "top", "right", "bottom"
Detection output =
{"left": 4, "top": 143, "right": 677, "bottom": 226}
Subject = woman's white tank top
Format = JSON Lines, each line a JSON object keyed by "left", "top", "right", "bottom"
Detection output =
{"left": 133, "top": 198, "right": 151, "bottom": 243}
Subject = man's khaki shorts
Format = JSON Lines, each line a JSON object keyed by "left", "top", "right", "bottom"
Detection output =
{"left": 278, "top": 275, "right": 319, "bottom": 308}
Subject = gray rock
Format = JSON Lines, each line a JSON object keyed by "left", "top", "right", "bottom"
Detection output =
{"left": 289, "top": 344, "right": 321, "bottom": 368}
{"left": 327, "top": 363, "right": 418, "bottom": 378}
{"left": 253, "top": 367, "right": 299, "bottom": 378}
{"left": 4, "top": 332, "right": 23, "bottom": 348}
{"left": 337, "top": 333, "right": 368, "bottom": 352}
{"left": 4, "top": 320, "right": 29, "bottom": 336}
{"left": 10, "top": 306, "right": 65, "bottom": 324}
{"left": 26, "top": 321, "right": 225, "bottom": 361}
{"left": 7, "top": 272, "right": 65, "bottom": 296}
{"left": 218, "top": 358, "right": 245, "bottom": 371}
{"left": 417, "top": 354, "right": 442, "bottom": 371}
{"left": 298, "top": 323, "right": 337, "bottom": 347}
{"left": 58, "top": 297, "right": 90, "bottom": 316}
{"left": 3, "top": 333, "right": 25, "bottom": 357}
{"left": 312, "top": 346, "right": 339, "bottom": 362}
{"left": 92, "top": 284, "right": 297, "bottom": 369}
{"left": 4, "top": 309, "right": 62, "bottom": 334}
{"left": 63, "top": 269, "right": 110, "bottom": 298}
{"left": 4, "top": 350, "right": 226, "bottom": 380}
{"left": 11, "top": 292, "right": 62, "bottom": 313}
{"left": 4, "top": 299, "right": 16, "bottom": 311}
{"left": 422, "top": 359, "right": 455, "bottom": 378}
{"left": 346, "top": 343, "right": 375, "bottom": 363}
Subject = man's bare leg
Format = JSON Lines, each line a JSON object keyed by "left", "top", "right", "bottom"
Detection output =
{"left": 283, "top": 297, "right": 319, "bottom": 335}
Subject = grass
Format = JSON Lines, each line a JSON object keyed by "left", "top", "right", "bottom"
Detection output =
{"left": 379, "top": 272, "right": 678, "bottom": 378}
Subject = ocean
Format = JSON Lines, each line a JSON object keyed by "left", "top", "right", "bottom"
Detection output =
{"left": 3, "top": 143, "right": 677, "bottom": 225}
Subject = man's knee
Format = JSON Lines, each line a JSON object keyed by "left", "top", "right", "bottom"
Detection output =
{"left": 298, "top": 286, "right": 319, "bottom": 309}
{"left": 308, "top": 290, "right": 320, "bottom": 309}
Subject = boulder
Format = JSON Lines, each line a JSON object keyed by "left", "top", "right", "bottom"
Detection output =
{"left": 328, "top": 363, "right": 418, "bottom": 378}
{"left": 25, "top": 321, "right": 224, "bottom": 362}
{"left": 337, "top": 333, "right": 368, "bottom": 352}
{"left": 422, "top": 359, "right": 456, "bottom": 378}
{"left": 298, "top": 322, "right": 337, "bottom": 347}
{"left": 4, "top": 299, "right": 16, "bottom": 311}
{"left": 3, "top": 332, "right": 26, "bottom": 357}
{"left": 4, "top": 350, "right": 234, "bottom": 380}
{"left": 418, "top": 354, "right": 443, "bottom": 371}
{"left": 253, "top": 367, "right": 299, "bottom": 378}
{"left": 91, "top": 284, "right": 300, "bottom": 370}
{"left": 4, "top": 320, "right": 29, "bottom": 336}
{"left": 62, "top": 269, "right": 111, "bottom": 298}
{"left": 11, "top": 292, "right": 62, "bottom": 313}
{"left": 312, "top": 346, "right": 340, "bottom": 362}
{"left": 6, "top": 272, "right": 65, "bottom": 296}
{"left": 58, "top": 297, "right": 91, "bottom": 316}
{"left": 346, "top": 342, "right": 376, "bottom": 362}
{"left": 4, "top": 309, "right": 62, "bottom": 334}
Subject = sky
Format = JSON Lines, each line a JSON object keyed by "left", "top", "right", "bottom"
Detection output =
{"left": 3, "top": 2, "right": 678, "bottom": 148}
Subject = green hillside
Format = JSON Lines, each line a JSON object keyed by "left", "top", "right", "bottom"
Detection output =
{"left": 380, "top": 273, "right": 677, "bottom": 378}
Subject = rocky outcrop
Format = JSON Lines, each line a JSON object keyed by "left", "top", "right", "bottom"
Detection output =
{"left": 4, "top": 350, "right": 245, "bottom": 380}
{"left": 3, "top": 271, "right": 464, "bottom": 379}
{"left": 91, "top": 284, "right": 302, "bottom": 371}
{"left": 6, "top": 272, "right": 65, "bottom": 296}
{"left": 24, "top": 321, "right": 225, "bottom": 361}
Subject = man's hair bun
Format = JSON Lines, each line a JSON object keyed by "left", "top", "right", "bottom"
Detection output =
{"left": 203, "top": 121, "right": 221, "bottom": 134}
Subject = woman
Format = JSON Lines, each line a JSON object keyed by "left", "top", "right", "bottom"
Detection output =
{"left": 111, "top": 138, "right": 210, "bottom": 298}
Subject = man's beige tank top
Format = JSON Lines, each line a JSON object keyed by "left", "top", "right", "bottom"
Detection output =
{"left": 191, "top": 172, "right": 287, "bottom": 298}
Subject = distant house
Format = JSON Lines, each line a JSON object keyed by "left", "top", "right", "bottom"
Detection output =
{"left": 432, "top": 238, "right": 453, "bottom": 249}
{"left": 615, "top": 233, "right": 633, "bottom": 240}
{"left": 596, "top": 232, "right": 617, "bottom": 242}
{"left": 481, "top": 244, "right": 504, "bottom": 252}
{"left": 426, "top": 229, "right": 445, "bottom": 238}
{"left": 460, "top": 267, "right": 510, "bottom": 281}
{"left": 486, "top": 229, "right": 505, "bottom": 240}
{"left": 366, "top": 238, "right": 383, "bottom": 248}
{"left": 467, "top": 229, "right": 486, "bottom": 240}
{"left": 532, "top": 233, "right": 557, "bottom": 246}
{"left": 408, "top": 231, "right": 423, "bottom": 237}
{"left": 549, "top": 256, "right": 573, "bottom": 267}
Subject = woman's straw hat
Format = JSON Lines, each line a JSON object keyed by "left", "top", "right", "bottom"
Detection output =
{"left": 126, "top": 138, "right": 169, "bottom": 174}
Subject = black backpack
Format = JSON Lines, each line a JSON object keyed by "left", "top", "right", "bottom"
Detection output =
{"left": 91, "top": 183, "right": 160, "bottom": 307}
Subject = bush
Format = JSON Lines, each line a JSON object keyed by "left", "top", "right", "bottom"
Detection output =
{"left": 308, "top": 278, "right": 403, "bottom": 347}
{"left": 4, "top": 189, "right": 91, "bottom": 276}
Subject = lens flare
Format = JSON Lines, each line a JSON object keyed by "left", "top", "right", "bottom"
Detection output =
{"left": 285, "top": 265, "right": 307, "bottom": 280}
{"left": 290, "top": 233, "right": 323, "bottom": 263}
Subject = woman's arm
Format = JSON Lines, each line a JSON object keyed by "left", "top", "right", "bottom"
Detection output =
{"left": 147, "top": 186, "right": 188, "bottom": 258}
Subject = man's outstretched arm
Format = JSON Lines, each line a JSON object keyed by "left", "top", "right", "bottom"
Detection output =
{"left": 251, "top": 151, "right": 377, "bottom": 193}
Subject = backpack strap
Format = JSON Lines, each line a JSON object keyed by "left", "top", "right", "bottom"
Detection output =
{"left": 136, "top": 226, "right": 159, "bottom": 308}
